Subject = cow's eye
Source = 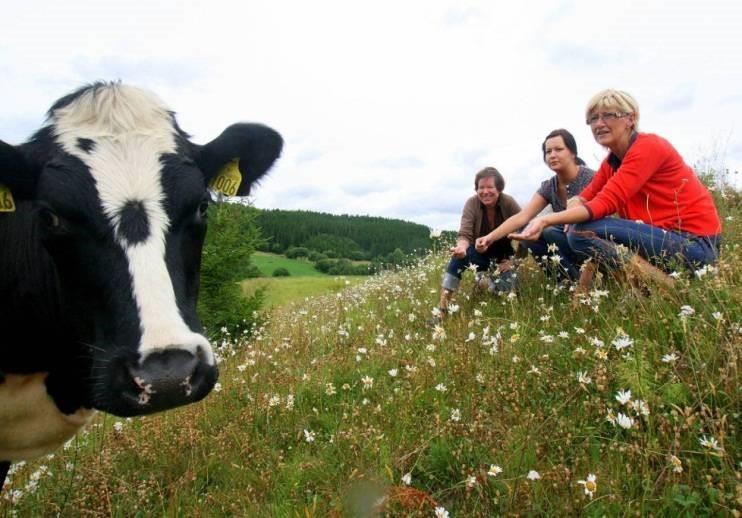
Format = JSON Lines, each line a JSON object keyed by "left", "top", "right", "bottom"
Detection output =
{"left": 197, "top": 199, "right": 209, "bottom": 220}
{"left": 39, "top": 207, "right": 61, "bottom": 231}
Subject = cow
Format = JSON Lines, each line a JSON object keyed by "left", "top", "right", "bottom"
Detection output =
{"left": 0, "top": 82, "right": 282, "bottom": 489}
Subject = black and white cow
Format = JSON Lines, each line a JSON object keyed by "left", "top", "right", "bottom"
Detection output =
{"left": 0, "top": 82, "right": 282, "bottom": 488}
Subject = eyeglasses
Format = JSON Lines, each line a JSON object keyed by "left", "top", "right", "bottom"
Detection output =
{"left": 586, "top": 112, "right": 628, "bottom": 125}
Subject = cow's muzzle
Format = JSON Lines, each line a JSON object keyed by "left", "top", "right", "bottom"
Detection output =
{"left": 101, "top": 347, "right": 217, "bottom": 416}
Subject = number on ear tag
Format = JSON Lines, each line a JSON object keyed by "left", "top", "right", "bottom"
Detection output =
{"left": 0, "top": 183, "right": 16, "bottom": 212}
{"left": 209, "top": 159, "right": 242, "bottom": 197}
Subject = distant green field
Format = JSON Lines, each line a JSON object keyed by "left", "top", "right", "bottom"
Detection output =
{"left": 251, "top": 251, "right": 325, "bottom": 277}
{"left": 241, "top": 275, "right": 366, "bottom": 307}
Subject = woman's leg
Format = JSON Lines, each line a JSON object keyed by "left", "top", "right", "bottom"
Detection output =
{"left": 524, "top": 225, "right": 580, "bottom": 280}
{"left": 567, "top": 218, "right": 717, "bottom": 271}
{"left": 439, "top": 246, "right": 493, "bottom": 313}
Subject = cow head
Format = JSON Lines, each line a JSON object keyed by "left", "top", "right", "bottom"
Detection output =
{"left": 0, "top": 82, "right": 282, "bottom": 416}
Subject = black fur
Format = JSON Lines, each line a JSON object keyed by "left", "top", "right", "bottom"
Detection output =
{"left": 0, "top": 82, "right": 282, "bottom": 481}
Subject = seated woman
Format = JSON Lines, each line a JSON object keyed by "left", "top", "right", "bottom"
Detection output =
{"left": 509, "top": 89, "right": 721, "bottom": 290}
{"left": 475, "top": 129, "right": 594, "bottom": 280}
{"left": 437, "top": 167, "right": 521, "bottom": 318}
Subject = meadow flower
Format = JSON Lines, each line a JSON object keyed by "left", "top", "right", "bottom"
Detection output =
{"left": 466, "top": 475, "right": 477, "bottom": 488}
{"left": 432, "top": 325, "right": 446, "bottom": 341}
{"left": 633, "top": 399, "right": 650, "bottom": 416}
{"left": 577, "top": 473, "right": 597, "bottom": 499}
{"left": 361, "top": 375, "right": 374, "bottom": 390}
{"left": 527, "top": 470, "right": 541, "bottom": 480}
{"left": 450, "top": 408, "right": 461, "bottom": 422}
{"left": 435, "top": 383, "right": 448, "bottom": 392}
{"left": 539, "top": 335, "right": 555, "bottom": 343}
{"left": 612, "top": 334, "right": 634, "bottom": 351}
{"left": 430, "top": 229, "right": 442, "bottom": 239}
{"left": 488, "top": 465, "right": 503, "bottom": 477}
{"left": 285, "top": 394, "right": 295, "bottom": 410}
{"left": 669, "top": 455, "right": 683, "bottom": 473}
{"left": 325, "top": 383, "right": 337, "bottom": 396}
{"left": 473, "top": 309, "right": 483, "bottom": 317}
{"left": 467, "top": 263, "right": 479, "bottom": 273}
{"left": 268, "top": 395, "right": 281, "bottom": 407}
{"left": 616, "top": 412, "right": 634, "bottom": 429}
{"left": 528, "top": 365, "right": 540, "bottom": 375}
{"left": 408, "top": 313, "right": 416, "bottom": 322}
{"left": 388, "top": 368, "right": 398, "bottom": 377}
{"left": 590, "top": 337, "right": 605, "bottom": 348}
{"left": 427, "top": 357, "right": 437, "bottom": 367}
{"left": 213, "top": 382, "right": 223, "bottom": 393}
{"left": 699, "top": 435, "right": 723, "bottom": 451}
{"left": 678, "top": 305, "right": 695, "bottom": 318}
{"left": 661, "top": 352, "right": 679, "bottom": 363}
{"left": 475, "top": 373, "right": 485, "bottom": 384}
{"left": 426, "top": 344, "right": 436, "bottom": 352}
{"left": 558, "top": 331, "right": 569, "bottom": 339}
{"left": 447, "top": 303, "right": 460, "bottom": 314}
{"left": 712, "top": 311, "right": 723, "bottom": 321}
{"left": 303, "top": 429, "right": 316, "bottom": 443}
{"left": 594, "top": 349, "right": 609, "bottom": 361}
{"left": 615, "top": 389, "right": 632, "bottom": 405}
{"left": 465, "top": 332, "right": 476, "bottom": 342}
{"left": 574, "top": 327, "right": 585, "bottom": 334}
{"left": 401, "top": 472, "right": 412, "bottom": 485}
{"left": 434, "top": 507, "right": 450, "bottom": 518}
{"left": 113, "top": 421, "right": 124, "bottom": 433}
{"left": 577, "top": 371, "right": 592, "bottom": 385}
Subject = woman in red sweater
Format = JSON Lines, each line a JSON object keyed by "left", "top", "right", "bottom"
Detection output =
{"left": 510, "top": 89, "right": 721, "bottom": 280}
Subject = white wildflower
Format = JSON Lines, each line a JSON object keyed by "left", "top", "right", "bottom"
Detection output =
{"left": 615, "top": 389, "right": 632, "bottom": 405}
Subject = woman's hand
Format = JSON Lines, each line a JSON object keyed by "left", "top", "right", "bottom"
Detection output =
{"left": 474, "top": 235, "right": 491, "bottom": 253}
{"left": 450, "top": 244, "right": 468, "bottom": 258}
{"left": 509, "top": 218, "right": 546, "bottom": 241}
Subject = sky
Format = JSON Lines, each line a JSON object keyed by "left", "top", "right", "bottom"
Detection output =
{"left": 2, "top": 0, "right": 740, "bottom": 231}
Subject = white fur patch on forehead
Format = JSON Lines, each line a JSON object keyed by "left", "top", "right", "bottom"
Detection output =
{"left": 45, "top": 84, "right": 214, "bottom": 366}
{"left": 51, "top": 83, "right": 175, "bottom": 139}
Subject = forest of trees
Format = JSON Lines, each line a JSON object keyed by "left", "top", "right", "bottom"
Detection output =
{"left": 255, "top": 209, "right": 434, "bottom": 262}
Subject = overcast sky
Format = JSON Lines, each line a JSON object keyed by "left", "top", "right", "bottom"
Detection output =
{"left": 2, "top": 0, "right": 740, "bottom": 230}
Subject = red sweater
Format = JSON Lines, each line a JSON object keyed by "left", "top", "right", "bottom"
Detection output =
{"left": 581, "top": 133, "right": 721, "bottom": 237}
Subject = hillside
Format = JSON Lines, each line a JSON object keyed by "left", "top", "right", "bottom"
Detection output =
{"left": 255, "top": 209, "right": 434, "bottom": 259}
{"left": 2, "top": 185, "right": 739, "bottom": 516}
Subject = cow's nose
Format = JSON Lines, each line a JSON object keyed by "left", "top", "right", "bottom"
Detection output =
{"left": 114, "top": 348, "right": 217, "bottom": 415}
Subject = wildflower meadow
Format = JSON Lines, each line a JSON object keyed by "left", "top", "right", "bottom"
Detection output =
{"left": 2, "top": 181, "right": 739, "bottom": 516}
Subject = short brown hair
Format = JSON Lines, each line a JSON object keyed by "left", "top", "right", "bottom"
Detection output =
{"left": 474, "top": 167, "right": 505, "bottom": 191}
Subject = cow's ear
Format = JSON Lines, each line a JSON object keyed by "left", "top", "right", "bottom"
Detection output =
{"left": 0, "top": 140, "right": 38, "bottom": 202}
{"left": 196, "top": 123, "right": 282, "bottom": 197}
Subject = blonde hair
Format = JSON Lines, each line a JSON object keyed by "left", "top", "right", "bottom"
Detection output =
{"left": 585, "top": 89, "right": 640, "bottom": 131}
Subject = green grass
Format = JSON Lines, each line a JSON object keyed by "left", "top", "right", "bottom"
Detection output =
{"left": 250, "top": 251, "right": 326, "bottom": 277}
{"left": 3, "top": 184, "right": 739, "bottom": 516}
{"left": 241, "top": 275, "right": 366, "bottom": 308}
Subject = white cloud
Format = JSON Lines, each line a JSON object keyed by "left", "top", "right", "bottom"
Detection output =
{"left": 1, "top": 0, "right": 741, "bottom": 229}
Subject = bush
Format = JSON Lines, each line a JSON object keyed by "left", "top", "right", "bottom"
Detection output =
{"left": 286, "top": 246, "right": 310, "bottom": 259}
{"left": 197, "top": 201, "right": 265, "bottom": 337}
{"left": 272, "top": 267, "right": 290, "bottom": 277}
{"left": 308, "top": 251, "right": 328, "bottom": 262}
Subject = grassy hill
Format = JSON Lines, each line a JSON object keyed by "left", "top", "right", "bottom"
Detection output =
{"left": 251, "top": 251, "right": 327, "bottom": 277}
{"left": 2, "top": 186, "right": 739, "bottom": 516}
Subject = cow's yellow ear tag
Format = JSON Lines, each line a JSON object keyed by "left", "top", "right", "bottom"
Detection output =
{"left": 0, "top": 183, "right": 16, "bottom": 212}
{"left": 209, "top": 159, "right": 242, "bottom": 197}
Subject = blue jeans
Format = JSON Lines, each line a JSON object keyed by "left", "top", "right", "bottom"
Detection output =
{"left": 566, "top": 217, "right": 720, "bottom": 271}
{"left": 523, "top": 225, "right": 582, "bottom": 280}
{"left": 442, "top": 245, "right": 515, "bottom": 293}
